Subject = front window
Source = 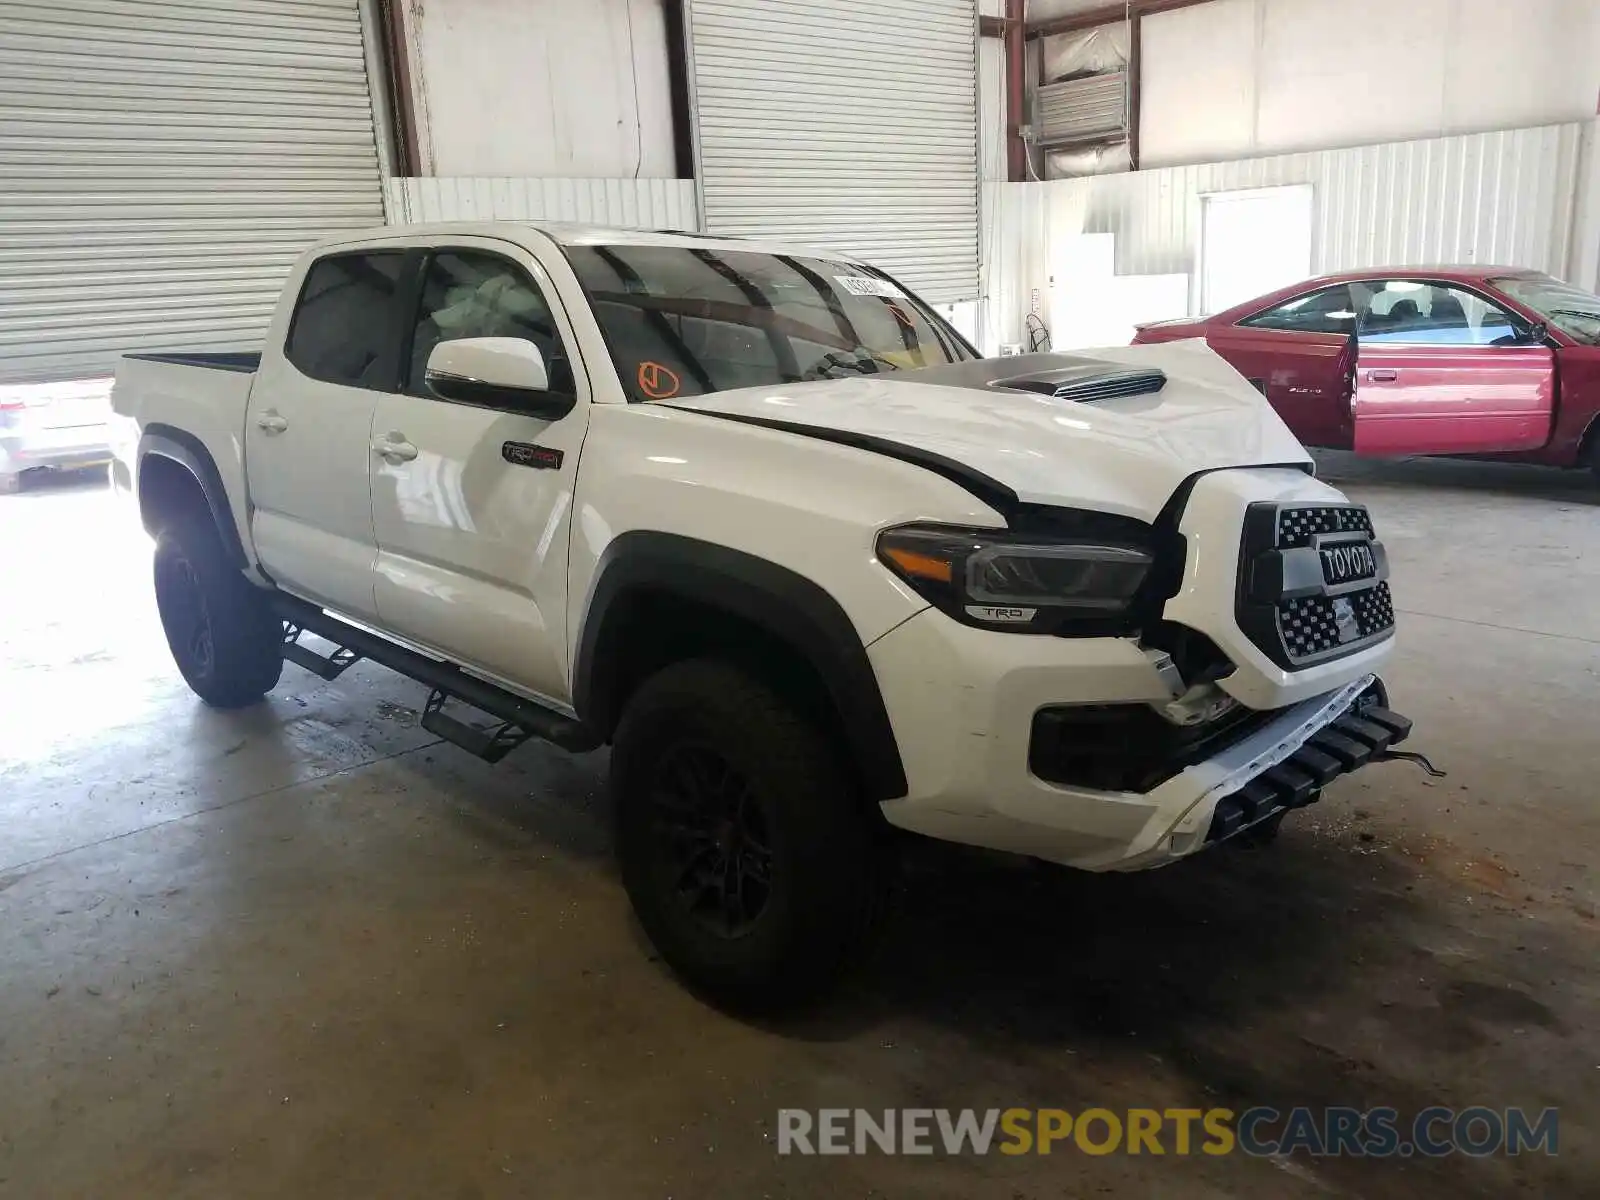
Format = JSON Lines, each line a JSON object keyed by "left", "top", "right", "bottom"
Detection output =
{"left": 562, "top": 244, "right": 977, "bottom": 402}
{"left": 407, "top": 251, "right": 573, "bottom": 398}
{"left": 1493, "top": 273, "right": 1600, "bottom": 346}
{"left": 1354, "top": 280, "right": 1525, "bottom": 346}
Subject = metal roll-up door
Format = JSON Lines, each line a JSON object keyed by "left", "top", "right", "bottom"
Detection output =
{"left": 0, "top": 0, "right": 386, "bottom": 385}
{"left": 687, "top": 0, "right": 978, "bottom": 304}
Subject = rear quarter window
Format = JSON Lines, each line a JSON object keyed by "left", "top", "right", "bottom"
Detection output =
{"left": 1239, "top": 285, "right": 1359, "bottom": 335}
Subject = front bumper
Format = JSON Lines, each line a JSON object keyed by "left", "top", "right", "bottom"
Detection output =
{"left": 868, "top": 609, "right": 1407, "bottom": 872}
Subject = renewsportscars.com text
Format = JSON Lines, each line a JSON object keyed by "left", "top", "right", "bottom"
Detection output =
{"left": 777, "top": 1106, "right": 1558, "bottom": 1158}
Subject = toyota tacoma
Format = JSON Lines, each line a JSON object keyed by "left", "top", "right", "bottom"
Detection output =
{"left": 110, "top": 223, "right": 1416, "bottom": 1007}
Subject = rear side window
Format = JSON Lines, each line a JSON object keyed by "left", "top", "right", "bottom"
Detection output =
{"left": 285, "top": 252, "right": 406, "bottom": 388}
{"left": 1239, "top": 285, "right": 1360, "bottom": 335}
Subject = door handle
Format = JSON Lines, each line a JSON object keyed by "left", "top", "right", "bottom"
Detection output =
{"left": 371, "top": 435, "right": 418, "bottom": 463}
{"left": 1367, "top": 368, "right": 1399, "bottom": 382}
{"left": 256, "top": 411, "right": 288, "bottom": 434}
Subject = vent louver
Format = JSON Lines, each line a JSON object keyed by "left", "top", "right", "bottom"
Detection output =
{"left": 994, "top": 368, "right": 1167, "bottom": 402}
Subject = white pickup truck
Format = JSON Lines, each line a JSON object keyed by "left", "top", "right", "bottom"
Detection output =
{"left": 112, "top": 222, "right": 1416, "bottom": 1006}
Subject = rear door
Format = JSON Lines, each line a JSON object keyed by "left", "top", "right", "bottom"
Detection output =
{"left": 246, "top": 249, "right": 407, "bottom": 620}
{"left": 1351, "top": 280, "right": 1554, "bottom": 455}
{"left": 368, "top": 241, "right": 592, "bottom": 706}
{"left": 1217, "top": 284, "right": 1361, "bottom": 448}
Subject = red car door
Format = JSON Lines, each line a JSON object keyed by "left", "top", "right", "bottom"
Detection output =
{"left": 1209, "top": 325, "right": 1356, "bottom": 448}
{"left": 1198, "top": 282, "right": 1364, "bottom": 448}
{"left": 1350, "top": 281, "right": 1555, "bottom": 455}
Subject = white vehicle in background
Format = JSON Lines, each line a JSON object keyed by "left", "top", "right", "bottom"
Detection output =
{"left": 110, "top": 222, "right": 1418, "bottom": 1007}
{"left": 0, "top": 379, "right": 113, "bottom": 493}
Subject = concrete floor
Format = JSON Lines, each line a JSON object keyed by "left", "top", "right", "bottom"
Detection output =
{"left": 0, "top": 458, "right": 1596, "bottom": 1199}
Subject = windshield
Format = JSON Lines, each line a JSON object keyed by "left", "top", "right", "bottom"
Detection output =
{"left": 1493, "top": 273, "right": 1600, "bottom": 345}
{"left": 563, "top": 244, "right": 978, "bottom": 402}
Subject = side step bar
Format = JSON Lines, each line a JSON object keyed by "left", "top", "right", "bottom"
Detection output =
{"left": 272, "top": 593, "right": 600, "bottom": 761}
{"left": 282, "top": 623, "right": 361, "bottom": 681}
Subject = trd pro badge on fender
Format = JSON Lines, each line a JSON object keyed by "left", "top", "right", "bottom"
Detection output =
{"left": 503, "top": 441, "right": 564, "bottom": 470}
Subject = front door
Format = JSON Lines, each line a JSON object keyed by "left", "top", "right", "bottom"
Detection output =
{"left": 246, "top": 249, "right": 408, "bottom": 620}
{"left": 1351, "top": 280, "right": 1555, "bottom": 455}
{"left": 1218, "top": 283, "right": 1362, "bottom": 448}
{"left": 369, "top": 243, "right": 590, "bottom": 706}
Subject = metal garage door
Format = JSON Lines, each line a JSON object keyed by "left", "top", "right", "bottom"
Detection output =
{"left": 0, "top": 0, "right": 386, "bottom": 384}
{"left": 686, "top": 0, "right": 979, "bottom": 304}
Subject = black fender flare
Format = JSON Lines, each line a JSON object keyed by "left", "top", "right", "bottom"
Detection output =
{"left": 137, "top": 424, "right": 249, "bottom": 569}
{"left": 572, "top": 531, "right": 908, "bottom": 801}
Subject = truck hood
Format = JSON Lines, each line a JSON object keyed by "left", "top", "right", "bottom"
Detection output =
{"left": 660, "top": 339, "right": 1311, "bottom": 522}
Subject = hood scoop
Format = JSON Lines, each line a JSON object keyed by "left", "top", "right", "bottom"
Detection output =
{"left": 991, "top": 364, "right": 1166, "bottom": 402}
{"left": 877, "top": 351, "right": 1166, "bottom": 403}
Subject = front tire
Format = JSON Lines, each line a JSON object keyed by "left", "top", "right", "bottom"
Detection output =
{"left": 612, "top": 659, "right": 887, "bottom": 1010}
{"left": 153, "top": 515, "right": 283, "bottom": 708}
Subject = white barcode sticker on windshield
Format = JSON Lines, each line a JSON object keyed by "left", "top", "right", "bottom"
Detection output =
{"left": 834, "top": 275, "right": 907, "bottom": 299}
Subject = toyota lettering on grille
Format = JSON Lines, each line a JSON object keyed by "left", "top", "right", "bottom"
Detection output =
{"left": 1320, "top": 540, "right": 1378, "bottom": 586}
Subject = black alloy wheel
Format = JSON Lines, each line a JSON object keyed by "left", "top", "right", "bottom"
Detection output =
{"left": 650, "top": 742, "right": 774, "bottom": 937}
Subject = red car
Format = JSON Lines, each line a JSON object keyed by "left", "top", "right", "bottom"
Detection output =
{"left": 1132, "top": 267, "right": 1600, "bottom": 478}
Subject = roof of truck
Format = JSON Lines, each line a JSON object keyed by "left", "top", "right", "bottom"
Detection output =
{"left": 324, "top": 221, "right": 866, "bottom": 264}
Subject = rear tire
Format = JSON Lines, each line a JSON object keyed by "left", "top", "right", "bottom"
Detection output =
{"left": 612, "top": 659, "right": 887, "bottom": 1011}
{"left": 1589, "top": 436, "right": 1600, "bottom": 485}
{"left": 153, "top": 515, "right": 283, "bottom": 708}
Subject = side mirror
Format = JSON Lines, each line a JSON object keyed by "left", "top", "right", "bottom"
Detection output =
{"left": 1527, "top": 321, "right": 1550, "bottom": 345}
{"left": 425, "top": 337, "right": 574, "bottom": 419}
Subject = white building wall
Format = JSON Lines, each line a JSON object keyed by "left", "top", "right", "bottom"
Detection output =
{"left": 980, "top": 180, "right": 1049, "bottom": 352}
{"left": 1141, "top": 0, "right": 1600, "bottom": 168}
{"left": 404, "top": 0, "right": 676, "bottom": 179}
{"left": 980, "top": 121, "right": 1585, "bottom": 353}
{"left": 385, "top": 177, "right": 699, "bottom": 229}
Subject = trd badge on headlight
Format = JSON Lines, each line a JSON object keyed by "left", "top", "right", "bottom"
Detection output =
{"left": 965, "top": 605, "right": 1037, "bottom": 624}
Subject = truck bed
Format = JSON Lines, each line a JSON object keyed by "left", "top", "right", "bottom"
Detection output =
{"left": 123, "top": 351, "right": 261, "bottom": 374}
{"left": 112, "top": 351, "right": 260, "bottom": 559}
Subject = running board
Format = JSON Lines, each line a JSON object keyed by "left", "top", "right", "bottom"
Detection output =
{"left": 420, "top": 690, "right": 537, "bottom": 764}
{"left": 281, "top": 623, "right": 361, "bottom": 681}
{"left": 273, "top": 594, "right": 600, "bottom": 760}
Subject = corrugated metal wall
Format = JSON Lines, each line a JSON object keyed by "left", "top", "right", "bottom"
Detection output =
{"left": 687, "top": 0, "right": 980, "bottom": 303}
{"left": 385, "top": 177, "right": 700, "bottom": 230}
{"left": 981, "top": 122, "right": 1586, "bottom": 350}
{"left": 980, "top": 181, "right": 1048, "bottom": 353}
{"left": 977, "top": 25, "right": 1006, "bottom": 184}
{"left": 0, "top": 0, "right": 386, "bottom": 384}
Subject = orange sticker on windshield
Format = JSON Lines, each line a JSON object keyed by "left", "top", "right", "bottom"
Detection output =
{"left": 637, "top": 361, "right": 681, "bottom": 400}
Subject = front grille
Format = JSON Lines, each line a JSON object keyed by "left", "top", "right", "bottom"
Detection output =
{"left": 1237, "top": 502, "right": 1395, "bottom": 669}
{"left": 1275, "top": 505, "right": 1373, "bottom": 548}
{"left": 1279, "top": 583, "right": 1395, "bottom": 659}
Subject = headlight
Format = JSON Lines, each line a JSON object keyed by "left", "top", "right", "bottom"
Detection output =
{"left": 876, "top": 523, "right": 1153, "bottom": 634}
